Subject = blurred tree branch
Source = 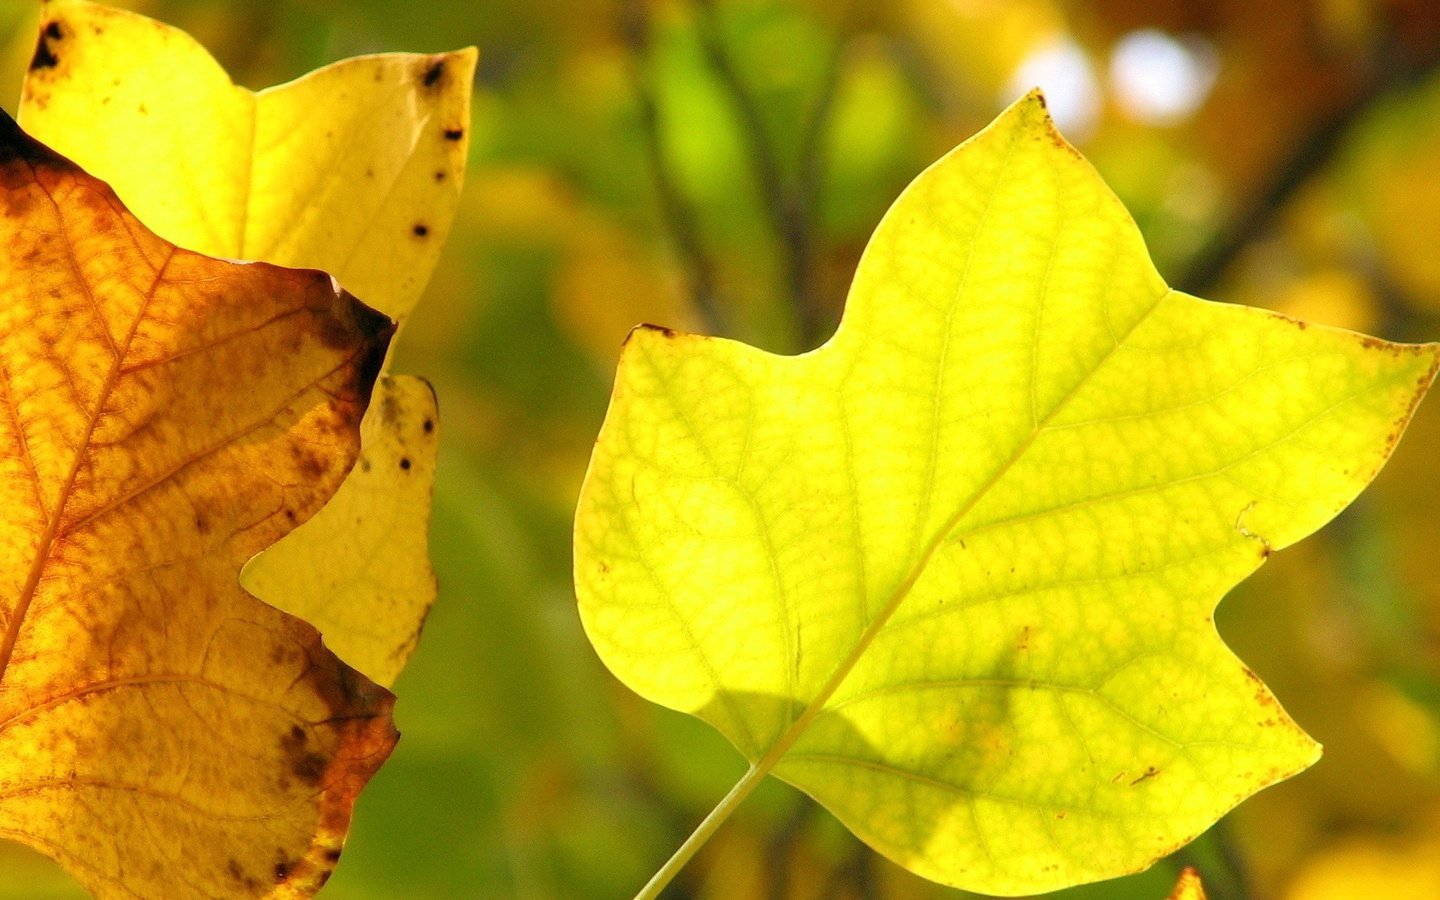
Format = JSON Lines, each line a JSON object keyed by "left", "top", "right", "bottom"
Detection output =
{"left": 1178, "top": 31, "right": 1440, "bottom": 298}
{"left": 620, "top": 0, "right": 728, "bottom": 336}
{"left": 692, "top": 0, "right": 846, "bottom": 348}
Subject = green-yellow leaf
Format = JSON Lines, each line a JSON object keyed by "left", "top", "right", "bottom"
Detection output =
{"left": 574, "top": 92, "right": 1440, "bottom": 894}
{"left": 19, "top": 0, "right": 472, "bottom": 685}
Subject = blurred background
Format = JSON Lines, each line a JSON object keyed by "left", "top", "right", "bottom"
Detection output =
{"left": 4, "top": 0, "right": 1440, "bottom": 897}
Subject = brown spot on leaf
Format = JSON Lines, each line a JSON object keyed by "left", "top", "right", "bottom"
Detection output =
{"left": 423, "top": 418, "right": 435, "bottom": 434}
{"left": 422, "top": 59, "right": 445, "bottom": 88}
{"left": 399, "top": 457, "right": 412, "bottom": 471}
{"left": 1129, "top": 766, "right": 1160, "bottom": 786}
{"left": 412, "top": 223, "right": 429, "bottom": 237}
{"left": 31, "top": 21, "right": 63, "bottom": 71}
{"left": 434, "top": 170, "right": 446, "bottom": 182}
{"left": 280, "top": 724, "right": 327, "bottom": 784}
{"left": 443, "top": 127, "right": 464, "bottom": 141}
{"left": 291, "top": 442, "right": 327, "bottom": 482}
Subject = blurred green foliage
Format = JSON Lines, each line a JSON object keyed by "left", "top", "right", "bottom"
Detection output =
{"left": 5, "top": 0, "right": 1440, "bottom": 897}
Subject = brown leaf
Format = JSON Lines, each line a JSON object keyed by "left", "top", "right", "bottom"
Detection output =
{"left": 0, "top": 112, "right": 397, "bottom": 898}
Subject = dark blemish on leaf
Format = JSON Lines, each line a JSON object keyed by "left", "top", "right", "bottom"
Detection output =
{"left": 1055, "top": 811, "right": 1066, "bottom": 819}
{"left": 324, "top": 848, "right": 343, "bottom": 864}
{"left": 1033, "top": 92, "right": 1048, "bottom": 111}
{"left": 1016, "top": 626, "right": 1030, "bottom": 652}
{"left": 359, "top": 456, "right": 372, "bottom": 473}
{"left": 281, "top": 721, "right": 326, "bottom": 784}
{"left": 292, "top": 751, "right": 327, "bottom": 785}
{"left": 227, "top": 859, "right": 244, "bottom": 882}
{"left": 292, "top": 444, "right": 327, "bottom": 482}
{"left": 274, "top": 860, "right": 292, "bottom": 882}
{"left": 194, "top": 511, "right": 211, "bottom": 535}
{"left": 400, "top": 457, "right": 412, "bottom": 471}
{"left": 412, "top": 223, "right": 429, "bottom": 237}
{"left": 30, "top": 21, "right": 62, "bottom": 71}
{"left": 423, "top": 418, "right": 434, "bottom": 434}
{"left": 365, "top": 167, "right": 374, "bottom": 179}
{"left": 284, "top": 508, "right": 297, "bottom": 523}
{"left": 314, "top": 290, "right": 395, "bottom": 401}
{"left": 423, "top": 59, "right": 445, "bottom": 87}
{"left": 434, "top": 170, "right": 446, "bottom": 182}
{"left": 443, "top": 127, "right": 464, "bottom": 141}
{"left": 1129, "top": 766, "right": 1159, "bottom": 786}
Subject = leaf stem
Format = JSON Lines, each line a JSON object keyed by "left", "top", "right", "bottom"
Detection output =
{"left": 635, "top": 762, "right": 768, "bottom": 900}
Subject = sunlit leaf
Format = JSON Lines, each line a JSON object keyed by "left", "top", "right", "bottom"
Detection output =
{"left": 574, "top": 92, "right": 1438, "bottom": 893}
{"left": 0, "top": 114, "right": 395, "bottom": 898}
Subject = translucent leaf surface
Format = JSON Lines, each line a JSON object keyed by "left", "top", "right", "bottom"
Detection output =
{"left": 574, "top": 93, "right": 1440, "bottom": 893}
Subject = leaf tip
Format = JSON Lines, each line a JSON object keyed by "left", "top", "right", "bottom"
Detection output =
{"left": 622, "top": 321, "right": 685, "bottom": 350}
{"left": 1001, "top": 87, "right": 1082, "bottom": 158}
{"left": 1167, "top": 866, "right": 1208, "bottom": 900}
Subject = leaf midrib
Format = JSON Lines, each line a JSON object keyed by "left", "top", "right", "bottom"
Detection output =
{"left": 0, "top": 169, "right": 174, "bottom": 691}
{"left": 749, "top": 284, "right": 1174, "bottom": 779}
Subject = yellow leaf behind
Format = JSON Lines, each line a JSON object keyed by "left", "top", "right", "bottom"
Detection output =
{"left": 19, "top": 0, "right": 474, "bottom": 686}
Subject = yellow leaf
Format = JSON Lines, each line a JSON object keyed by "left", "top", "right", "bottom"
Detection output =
{"left": 0, "top": 116, "right": 395, "bottom": 897}
{"left": 1168, "top": 866, "right": 1208, "bottom": 900}
{"left": 19, "top": 0, "right": 474, "bottom": 685}
{"left": 574, "top": 92, "right": 1438, "bottom": 894}
{"left": 19, "top": 0, "right": 474, "bottom": 323}
{"left": 242, "top": 376, "right": 439, "bottom": 689}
